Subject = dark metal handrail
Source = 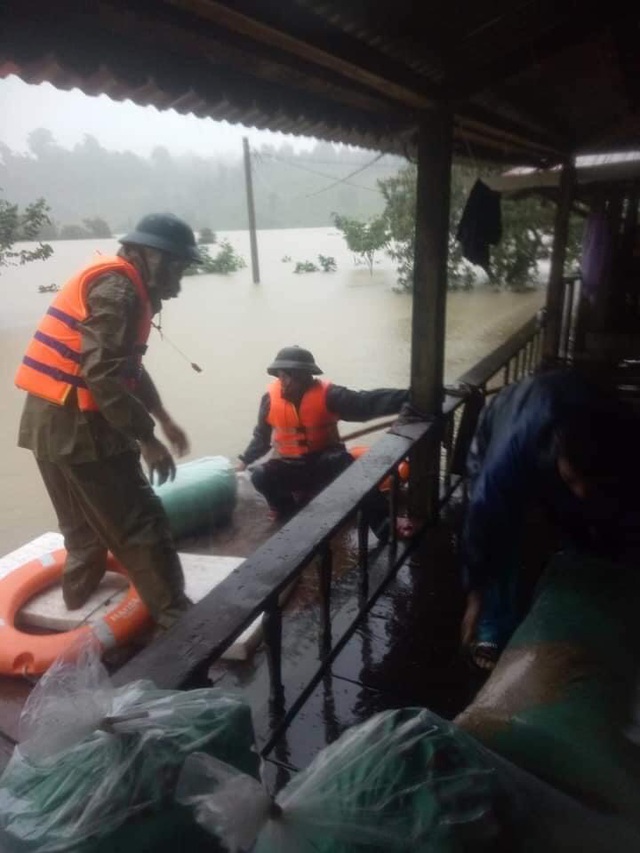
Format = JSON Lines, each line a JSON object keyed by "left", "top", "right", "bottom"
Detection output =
{"left": 113, "top": 420, "right": 430, "bottom": 690}
{"left": 442, "top": 314, "right": 544, "bottom": 487}
{"left": 114, "top": 312, "right": 545, "bottom": 751}
{"left": 456, "top": 315, "right": 542, "bottom": 390}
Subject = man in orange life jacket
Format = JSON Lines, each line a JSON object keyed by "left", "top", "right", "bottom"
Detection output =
{"left": 237, "top": 346, "right": 409, "bottom": 540}
{"left": 15, "top": 213, "right": 200, "bottom": 632}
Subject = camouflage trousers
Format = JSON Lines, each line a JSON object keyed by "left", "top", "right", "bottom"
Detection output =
{"left": 36, "top": 451, "right": 191, "bottom": 631}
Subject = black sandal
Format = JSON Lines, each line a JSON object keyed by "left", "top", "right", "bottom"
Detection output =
{"left": 467, "top": 641, "right": 499, "bottom": 672}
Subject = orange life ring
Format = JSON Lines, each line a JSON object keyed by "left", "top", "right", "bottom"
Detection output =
{"left": 348, "top": 445, "right": 410, "bottom": 492}
{"left": 0, "top": 549, "right": 152, "bottom": 677}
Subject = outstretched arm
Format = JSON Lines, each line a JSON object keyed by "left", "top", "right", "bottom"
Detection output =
{"left": 326, "top": 385, "right": 410, "bottom": 421}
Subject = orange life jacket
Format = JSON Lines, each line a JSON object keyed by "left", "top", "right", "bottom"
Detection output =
{"left": 267, "top": 379, "right": 340, "bottom": 457}
{"left": 15, "top": 256, "right": 152, "bottom": 412}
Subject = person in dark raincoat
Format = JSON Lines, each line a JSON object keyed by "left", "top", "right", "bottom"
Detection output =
{"left": 460, "top": 367, "right": 640, "bottom": 669}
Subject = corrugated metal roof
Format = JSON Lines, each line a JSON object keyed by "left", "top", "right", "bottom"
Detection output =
{"left": 1, "top": 0, "right": 638, "bottom": 166}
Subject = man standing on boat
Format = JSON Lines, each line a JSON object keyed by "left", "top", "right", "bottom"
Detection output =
{"left": 15, "top": 213, "right": 200, "bottom": 632}
{"left": 236, "top": 345, "right": 409, "bottom": 540}
{"left": 460, "top": 367, "right": 640, "bottom": 670}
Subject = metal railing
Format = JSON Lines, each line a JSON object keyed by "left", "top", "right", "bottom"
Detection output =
{"left": 114, "top": 311, "right": 545, "bottom": 757}
{"left": 440, "top": 313, "right": 545, "bottom": 500}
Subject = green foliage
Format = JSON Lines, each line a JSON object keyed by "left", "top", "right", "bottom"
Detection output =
{"left": 377, "top": 167, "right": 417, "bottom": 291}
{"left": 489, "top": 197, "right": 583, "bottom": 292}
{"left": 0, "top": 193, "right": 53, "bottom": 271}
{"left": 489, "top": 197, "right": 550, "bottom": 291}
{"left": 293, "top": 255, "right": 337, "bottom": 273}
{"left": 377, "top": 164, "right": 583, "bottom": 292}
{"left": 294, "top": 260, "right": 319, "bottom": 273}
{"left": 198, "top": 227, "right": 216, "bottom": 245}
{"left": 332, "top": 213, "right": 388, "bottom": 274}
{"left": 377, "top": 164, "right": 477, "bottom": 291}
{"left": 184, "top": 240, "right": 246, "bottom": 276}
{"left": 281, "top": 255, "right": 292, "bottom": 262}
{"left": 317, "top": 254, "right": 337, "bottom": 272}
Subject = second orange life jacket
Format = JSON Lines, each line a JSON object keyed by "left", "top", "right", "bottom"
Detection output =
{"left": 267, "top": 379, "right": 340, "bottom": 457}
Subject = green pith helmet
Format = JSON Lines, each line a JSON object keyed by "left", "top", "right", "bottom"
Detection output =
{"left": 267, "top": 346, "right": 323, "bottom": 376}
{"left": 119, "top": 213, "right": 202, "bottom": 263}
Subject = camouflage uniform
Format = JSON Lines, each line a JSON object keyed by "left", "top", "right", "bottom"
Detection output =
{"left": 18, "top": 264, "right": 190, "bottom": 630}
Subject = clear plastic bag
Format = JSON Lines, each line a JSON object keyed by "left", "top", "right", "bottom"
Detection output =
{"left": 177, "top": 753, "right": 272, "bottom": 853}
{"left": 18, "top": 637, "right": 112, "bottom": 762}
{"left": 178, "top": 707, "right": 501, "bottom": 852}
{"left": 0, "top": 638, "right": 258, "bottom": 852}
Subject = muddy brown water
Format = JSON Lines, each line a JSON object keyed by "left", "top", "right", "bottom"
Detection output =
{"left": 0, "top": 228, "right": 544, "bottom": 553}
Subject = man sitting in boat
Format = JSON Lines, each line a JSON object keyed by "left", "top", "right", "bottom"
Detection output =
{"left": 15, "top": 213, "right": 200, "bottom": 633}
{"left": 236, "top": 345, "right": 409, "bottom": 541}
{"left": 460, "top": 367, "right": 640, "bottom": 671}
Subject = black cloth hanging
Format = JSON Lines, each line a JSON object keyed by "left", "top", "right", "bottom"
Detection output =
{"left": 455, "top": 179, "right": 502, "bottom": 272}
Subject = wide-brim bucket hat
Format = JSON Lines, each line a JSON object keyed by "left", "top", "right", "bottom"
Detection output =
{"left": 120, "top": 212, "right": 202, "bottom": 263}
{"left": 267, "top": 345, "right": 323, "bottom": 375}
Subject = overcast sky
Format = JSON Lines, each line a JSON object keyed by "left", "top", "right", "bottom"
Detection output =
{"left": 0, "top": 75, "right": 319, "bottom": 159}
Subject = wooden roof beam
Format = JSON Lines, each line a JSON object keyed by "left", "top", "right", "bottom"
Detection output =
{"left": 449, "top": 3, "right": 633, "bottom": 101}
{"left": 163, "top": 0, "right": 439, "bottom": 111}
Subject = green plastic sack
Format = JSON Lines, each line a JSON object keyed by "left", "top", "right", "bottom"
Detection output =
{"left": 0, "top": 640, "right": 258, "bottom": 852}
{"left": 178, "top": 707, "right": 640, "bottom": 853}
{"left": 178, "top": 708, "right": 502, "bottom": 852}
{"left": 456, "top": 551, "right": 640, "bottom": 823}
{"left": 153, "top": 456, "right": 237, "bottom": 540}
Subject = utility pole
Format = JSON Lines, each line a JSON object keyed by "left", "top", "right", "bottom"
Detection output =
{"left": 243, "top": 136, "right": 260, "bottom": 283}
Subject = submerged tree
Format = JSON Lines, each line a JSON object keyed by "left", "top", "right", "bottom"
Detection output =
{"left": 377, "top": 164, "right": 583, "bottom": 292}
{"left": 185, "top": 239, "right": 246, "bottom": 275}
{"left": 378, "top": 165, "right": 477, "bottom": 291}
{"left": 292, "top": 255, "right": 337, "bottom": 273}
{"left": 0, "top": 193, "right": 53, "bottom": 271}
{"left": 293, "top": 260, "right": 319, "bottom": 273}
{"left": 377, "top": 167, "right": 417, "bottom": 291}
{"left": 317, "top": 254, "right": 337, "bottom": 272}
{"left": 332, "top": 213, "right": 388, "bottom": 274}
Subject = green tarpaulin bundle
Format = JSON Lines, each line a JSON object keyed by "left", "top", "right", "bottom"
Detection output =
{"left": 0, "top": 640, "right": 258, "bottom": 852}
{"left": 178, "top": 708, "right": 503, "bottom": 852}
{"left": 178, "top": 706, "right": 640, "bottom": 852}
{"left": 153, "top": 456, "right": 237, "bottom": 540}
{"left": 456, "top": 551, "right": 640, "bottom": 825}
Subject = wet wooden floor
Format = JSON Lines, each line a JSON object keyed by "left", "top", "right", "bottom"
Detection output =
{"left": 0, "top": 475, "right": 554, "bottom": 784}
{"left": 208, "top": 508, "right": 486, "bottom": 791}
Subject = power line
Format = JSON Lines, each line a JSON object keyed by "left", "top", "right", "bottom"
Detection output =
{"left": 304, "top": 153, "right": 386, "bottom": 198}
{"left": 254, "top": 151, "right": 380, "bottom": 193}
{"left": 262, "top": 153, "right": 399, "bottom": 168}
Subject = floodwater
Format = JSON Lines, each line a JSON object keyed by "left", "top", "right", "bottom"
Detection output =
{"left": 0, "top": 227, "right": 543, "bottom": 552}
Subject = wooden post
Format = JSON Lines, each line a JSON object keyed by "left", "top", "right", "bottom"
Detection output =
{"left": 243, "top": 136, "right": 260, "bottom": 283}
{"left": 543, "top": 161, "right": 575, "bottom": 363}
{"left": 409, "top": 107, "right": 453, "bottom": 522}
